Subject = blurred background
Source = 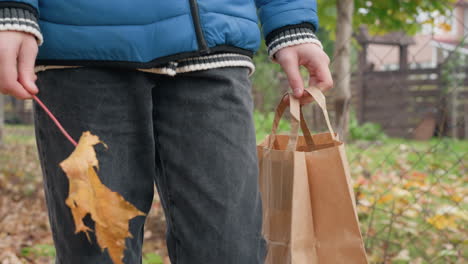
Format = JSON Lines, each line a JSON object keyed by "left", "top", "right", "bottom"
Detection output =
{"left": 1, "top": 0, "right": 467, "bottom": 263}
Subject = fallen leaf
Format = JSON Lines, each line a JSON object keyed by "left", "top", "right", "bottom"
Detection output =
{"left": 394, "top": 249, "right": 410, "bottom": 261}
{"left": 377, "top": 193, "right": 393, "bottom": 204}
{"left": 426, "top": 214, "right": 458, "bottom": 230}
{"left": 0, "top": 251, "right": 22, "bottom": 264}
{"left": 60, "top": 131, "right": 145, "bottom": 264}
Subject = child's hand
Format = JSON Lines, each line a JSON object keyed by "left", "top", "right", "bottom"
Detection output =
{"left": 0, "top": 31, "right": 39, "bottom": 100}
{"left": 275, "top": 43, "right": 333, "bottom": 105}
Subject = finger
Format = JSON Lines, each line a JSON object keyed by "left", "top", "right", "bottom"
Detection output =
{"left": 17, "top": 38, "right": 39, "bottom": 95}
{"left": 282, "top": 93, "right": 311, "bottom": 106}
{"left": 1, "top": 79, "right": 31, "bottom": 99}
{"left": 0, "top": 46, "right": 31, "bottom": 99}
{"left": 309, "top": 63, "right": 333, "bottom": 92}
{"left": 309, "top": 74, "right": 318, "bottom": 88}
{"left": 277, "top": 52, "right": 304, "bottom": 98}
{"left": 300, "top": 74, "right": 322, "bottom": 105}
{"left": 10, "top": 85, "right": 32, "bottom": 99}
{"left": 300, "top": 74, "right": 318, "bottom": 104}
{"left": 281, "top": 90, "right": 314, "bottom": 105}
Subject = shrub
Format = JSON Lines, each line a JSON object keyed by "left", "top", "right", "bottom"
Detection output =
{"left": 349, "top": 110, "right": 387, "bottom": 141}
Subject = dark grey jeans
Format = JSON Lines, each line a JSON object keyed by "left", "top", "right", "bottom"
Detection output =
{"left": 33, "top": 67, "right": 267, "bottom": 264}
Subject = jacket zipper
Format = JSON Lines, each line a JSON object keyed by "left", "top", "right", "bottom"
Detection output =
{"left": 189, "top": 0, "right": 210, "bottom": 54}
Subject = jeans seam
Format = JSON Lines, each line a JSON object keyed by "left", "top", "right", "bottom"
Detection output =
{"left": 153, "top": 122, "right": 180, "bottom": 264}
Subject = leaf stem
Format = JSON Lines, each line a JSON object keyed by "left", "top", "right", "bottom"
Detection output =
{"left": 32, "top": 95, "right": 78, "bottom": 147}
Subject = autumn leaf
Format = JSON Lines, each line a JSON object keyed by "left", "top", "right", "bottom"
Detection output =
{"left": 59, "top": 131, "right": 146, "bottom": 264}
{"left": 449, "top": 194, "right": 462, "bottom": 203}
{"left": 377, "top": 193, "right": 394, "bottom": 204}
{"left": 426, "top": 214, "right": 458, "bottom": 230}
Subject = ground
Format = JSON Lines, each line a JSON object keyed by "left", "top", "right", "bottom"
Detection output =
{"left": 0, "top": 125, "right": 169, "bottom": 264}
{"left": 1, "top": 124, "right": 467, "bottom": 263}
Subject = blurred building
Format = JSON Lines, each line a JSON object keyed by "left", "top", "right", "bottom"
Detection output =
{"left": 367, "top": 0, "right": 468, "bottom": 71}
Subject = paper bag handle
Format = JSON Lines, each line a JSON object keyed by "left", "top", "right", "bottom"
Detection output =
{"left": 303, "top": 86, "right": 336, "bottom": 139}
{"left": 268, "top": 93, "right": 316, "bottom": 151}
{"left": 268, "top": 86, "right": 336, "bottom": 151}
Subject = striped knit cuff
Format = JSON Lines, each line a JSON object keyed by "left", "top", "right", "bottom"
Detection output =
{"left": 138, "top": 53, "right": 256, "bottom": 76}
{"left": 0, "top": 7, "right": 43, "bottom": 45}
{"left": 266, "top": 27, "right": 322, "bottom": 59}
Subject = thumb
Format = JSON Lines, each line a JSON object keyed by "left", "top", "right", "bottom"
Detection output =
{"left": 17, "top": 38, "right": 39, "bottom": 95}
{"left": 277, "top": 53, "right": 304, "bottom": 98}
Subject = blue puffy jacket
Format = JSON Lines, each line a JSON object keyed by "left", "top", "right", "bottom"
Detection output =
{"left": 0, "top": 0, "right": 318, "bottom": 67}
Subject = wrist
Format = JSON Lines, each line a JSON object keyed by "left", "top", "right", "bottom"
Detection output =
{"left": 265, "top": 25, "right": 322, "bottom": 60}
{"left": 0, "top": 6, "right": 43, "bottom": 45}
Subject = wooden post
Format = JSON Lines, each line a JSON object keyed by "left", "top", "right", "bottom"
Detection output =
{"left": 450, "top": 84, "right": 459, "bottom": 139}
{"left": 435, "top": 65, "right": 447, "bottom": 137}
{"left": 14, "top": 98, "right": 25, "bottom": 123}
{"left": 357, "top": 43, "right": 368, "bottom": 124}
{"left": 0, "top": 94, "right": 4, "bottom": 144}
{"left": 399, "top": 45, "right": 410, "bottom": 136}
{"left": 399, "top": 45, "right": 409, "bottom": 70}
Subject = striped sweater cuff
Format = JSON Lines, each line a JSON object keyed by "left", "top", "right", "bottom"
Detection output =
{"left": 0, "top": 7, "right": 43, "bottom": 45}
{"left": 266, "top": 27, "right": 322, "bottom": 59}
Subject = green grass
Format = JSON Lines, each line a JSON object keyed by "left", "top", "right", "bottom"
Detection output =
{"left": 346, "top": 137, "right": 467, "bottom": 263}
{"left": 20, "top": 244, "right": 56, "bottom": 258}
{"left": 19, "top": 245, "right": 164, "bottom": 263}
{"left": 143, "top": 253, "right": 164, "bottom": 264}
{"left": 2, "top": 124, "right": 35, "bottom": 145}
{"left": 254, "top": 110, "right": 291, "bottom": 142}
{"left": 346, "top": 137, "right": 467, "bottom": 178}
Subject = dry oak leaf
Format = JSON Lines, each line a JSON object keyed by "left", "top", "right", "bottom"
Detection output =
{"left": 59, "top": 131, "right": 145, "bottom": 264}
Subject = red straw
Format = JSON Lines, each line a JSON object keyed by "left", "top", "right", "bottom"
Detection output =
{"left": 32, "top": 95, "right": 77, "bottom": 147}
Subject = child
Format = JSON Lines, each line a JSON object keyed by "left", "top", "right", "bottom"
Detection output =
{"left": 0, "top": 1, "right": 332, "bottom": 263}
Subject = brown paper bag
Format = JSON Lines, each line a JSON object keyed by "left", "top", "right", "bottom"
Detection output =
{"left": 257, "top": 87, "right": 368, "bottom": 264}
